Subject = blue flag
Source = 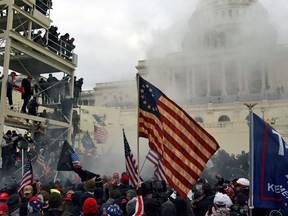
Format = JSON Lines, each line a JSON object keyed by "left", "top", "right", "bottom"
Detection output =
{"left": 81, "top": 131, "right": 95, "bottom": 149}
{"left": 253, "top": 113, "right": 288, "bottom": 210}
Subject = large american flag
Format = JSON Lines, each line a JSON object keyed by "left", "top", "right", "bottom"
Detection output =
{"left": 94, "top": 125, "right": 108, "bottom": 143}
{"left": 18, "top": 157, "right": 33, "bottom": 197}
{"left": 123, "top": 129, "right": 140, "bottom": 188}
{"left": 146, "top": 149, "right": 166, "bottom": 182}
{"left": 138, "top": 76, "right": 220, "bottom": 197}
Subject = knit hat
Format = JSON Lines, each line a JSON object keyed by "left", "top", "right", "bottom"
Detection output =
{"left": 24, "top": 185, "right": 33, "bottom": 194}
{"left": 71, "top": 191, "right": 84, "bottom": 206}
{"left": 105, "top": 204, "right": 122, "bottom": 216}
{"left": 214, "top": 192, "right": 233, "bottom": 207}
{"left": 0, "top": 192, "right": 9, "bottom": 201}
{"left": 27, "top": 196, "right": 43, "bottom": 213}
{"left": 85, "top": 179, "right": 95, "bottom": 192}
{"left": 0, "top": 203, "right": 8, "bottom": 214}
{"left": 82, "top": 197, "right": 98, "bottom": 214}
{"left": 48, "top": 192, "right": 62, "bottom": 208}
{"left": 6, "top": 194, "right": 20, "bottom": 206}
{"left": 41, "top": 184, "right": 51, "bottom": 193}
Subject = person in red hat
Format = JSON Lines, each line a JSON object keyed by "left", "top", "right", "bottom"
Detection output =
{"left": 0, "top": 192, "right": 9, "bottom": 203}
{"left": 0, "top": 203, "right": 9, "bottom": 216}
{"left": 82, "top": 197, "right": 98, "bottom": 216}
{"left": 61, "top": 190, "right": 74, "bottom": 211}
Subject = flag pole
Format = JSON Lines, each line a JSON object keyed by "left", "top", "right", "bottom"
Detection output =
{"left": 136, "top": 73, "right": 140, "bottom": 184}
{"left": 139, "top": 156, "right": 147, "bottom": 175}
{"left": 21, "top": 149, "right": 24, "bottom": 176}
{"left": 244, "top": 103, "right": 257, "bottom": 216}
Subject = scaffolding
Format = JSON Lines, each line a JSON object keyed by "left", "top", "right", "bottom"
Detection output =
{"left": 0, "top": 0, "right": 77, "bottom": 157}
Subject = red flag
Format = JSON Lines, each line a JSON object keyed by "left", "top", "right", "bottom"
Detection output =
{"left": 123, "top": 129, "right": 140, "bottom": 188}
{"left": 138, "top": 76, "right": 219, "bottom": 197}
{"left": 14, "top": 87, "right": 25, "bottom": 94}
{"left": 94, "top": 125, "right": 108, "bottom": 143}
{"left": 146, "top": 149, "right": 166, "bottom": 182}
{"left": 18, "top": 157, "right": 33, "bottom": 197}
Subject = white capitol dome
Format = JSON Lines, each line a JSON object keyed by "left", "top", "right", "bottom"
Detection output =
{"left": 182, "top": 0, "right": 277, "bottom": 52}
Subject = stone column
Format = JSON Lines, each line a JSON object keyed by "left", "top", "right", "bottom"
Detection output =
{"left": 206, "top": 65, "right": 211, "bottom": 96}
{"left": 221, "top": 61, "right": 227, "bottom": 96}
{"left": 191, "top": 67, "right": 196, "bottom": 98}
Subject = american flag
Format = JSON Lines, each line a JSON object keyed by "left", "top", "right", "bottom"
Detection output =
{"left": 138, "top": 76, "right": 220, "bottom": 197}
{"left": 94, "top": 125, "right": 108, "bottom": 143}
{"left": 123, "top": 129, "right": 140, "bottom": 188}
{"left": 18, "top": 157, "right": 33, "bottom": 197}
{"left": 146, "top": 149, "right": 166, "bottom": 181}
{"left": 71, "top": 152, "right": 81, "bottom": 169}
{"left": 133, "top": 195, "right": 144, "bottom": 216}
{"left": 36, "top": 153, "right": 51, "bottom": 177}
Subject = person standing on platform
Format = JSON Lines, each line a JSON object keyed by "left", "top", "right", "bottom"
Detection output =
{"left": 47, "top": 73, "right": 59, "bottom": 103}
{"left": 1, "top": 130, "right": 17, "bottom": 174}
{"left": 66, "top": 37, "right": 75, "bottom": 60}
{"left": 21, "top": 75, "right": 33, "bottom": 113}
{"left": 27, "top": 96, "right": 39, "bottom": 116}
{"left": 7, "top": 72, "right": 18, "bottom": 110}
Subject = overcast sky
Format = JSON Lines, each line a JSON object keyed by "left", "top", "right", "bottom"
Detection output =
{"left": 51, "top": 0, "right": 288, "bottom": 90}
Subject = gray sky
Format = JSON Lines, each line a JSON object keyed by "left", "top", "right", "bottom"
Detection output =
{"left": 51, "top": 0, "right": 288, "bottom": 90}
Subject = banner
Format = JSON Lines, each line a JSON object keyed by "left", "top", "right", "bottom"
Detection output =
{"left": 253, "top": 113, "right": 288, "bottom": 210}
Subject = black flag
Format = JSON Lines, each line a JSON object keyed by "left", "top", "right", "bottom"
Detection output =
{"left": 74, "top": 168, "right": 99, "bottom": 182}
{"left": 57, "top": 140, "right": 81, "bottom": 171}
{"left": 57, "top": 140, "right": 99, "bottom": 182}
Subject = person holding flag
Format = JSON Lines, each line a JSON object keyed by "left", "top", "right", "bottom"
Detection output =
{"left": 57, "top": 140, "right": 100, "bottom": 182}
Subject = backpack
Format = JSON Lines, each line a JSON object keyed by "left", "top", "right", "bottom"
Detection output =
{"left": 214, "top": 207, "right": 230, "bottom": 216}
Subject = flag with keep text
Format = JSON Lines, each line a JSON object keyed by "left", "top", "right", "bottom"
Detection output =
{"left": 253, "top": 113, "right": 288, "bottom": 210}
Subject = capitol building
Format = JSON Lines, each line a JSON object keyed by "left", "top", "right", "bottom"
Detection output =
{"left": 79, "top": 0, "right": 288, "bottom": 155}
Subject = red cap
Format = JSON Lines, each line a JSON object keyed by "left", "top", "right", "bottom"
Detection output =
{"left": 65, "top": 193, "right": 72, "bottom": 201}
{"left": 0, "top": 192, "right": 9, "bottom": 201}
{"left": 0, "top": 203, "right": 8, "bottom": 214}
{"left": 121, "top": 175, "right": 129, "bottom": 184}
{"left": 65, "top": 190, "right": 74, "bottom": 201}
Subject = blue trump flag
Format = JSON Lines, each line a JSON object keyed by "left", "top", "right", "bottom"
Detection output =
{"left": 253, "top": 113, "right": 288, "bottom": 210}
{"left": 81, "top": 131, "right": 95, "bottom": 150}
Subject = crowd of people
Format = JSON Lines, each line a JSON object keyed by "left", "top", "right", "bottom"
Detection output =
{"left": 0, "top": 0, "right": 75, "bottom": 61}
{"left": 0, "top": 71, "right": 84, "bottom": 117}
{"left": 0, "top": 132, "right": 286, "bottom": 216}
{"left": 0, "top": 167, "right": 286, "bottom": 216}
{"left": 45, "top": 26, "right": 76, "bottom": 61}
{"left": 35, "top": 0, "right": 53, "bottom": 15}
{"left": 30, "top": 25, "right": 76, "bottom": 61}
